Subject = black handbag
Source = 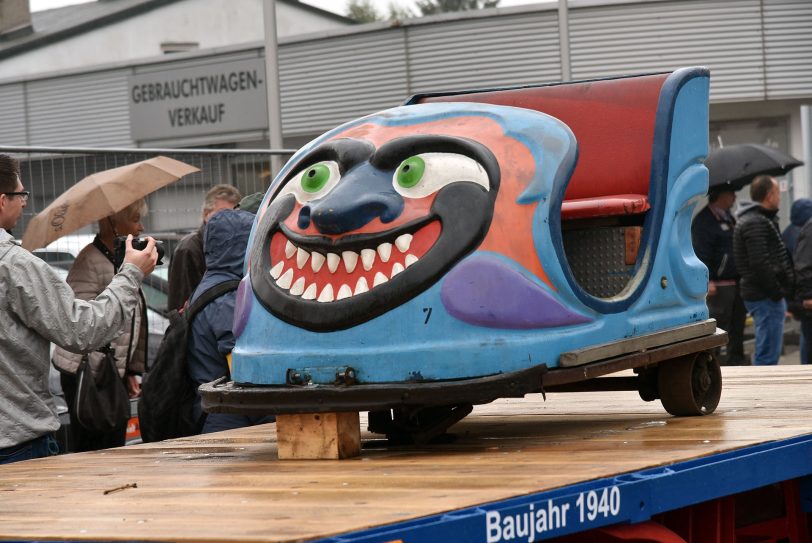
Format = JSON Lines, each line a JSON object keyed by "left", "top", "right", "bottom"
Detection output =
{"left": 74, "top": 346, "right": 130, "bottom": 433}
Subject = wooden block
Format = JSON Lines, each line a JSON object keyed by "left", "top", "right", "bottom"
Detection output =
{"left": 276, "top": 412, "right": 361, "bottom": 460}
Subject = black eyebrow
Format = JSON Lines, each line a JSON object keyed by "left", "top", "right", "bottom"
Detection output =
{"left": 370, "top": 135, "right": 501, "bottom": 190}
{"left": 269, "top": 139, "right": 376, "bottom": 201}
{"left": 285, "top": 138, "right": 375, "bottom": 178}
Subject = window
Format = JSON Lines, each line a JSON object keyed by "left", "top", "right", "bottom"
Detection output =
{"left": 160, "top": 42, "right": 199, "bottom": 54}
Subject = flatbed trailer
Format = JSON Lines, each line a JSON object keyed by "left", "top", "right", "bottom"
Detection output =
{"left": 2, "top": 365, "right": 811, "bottom": 543}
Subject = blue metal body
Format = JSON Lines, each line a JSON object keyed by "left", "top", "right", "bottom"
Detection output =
{"left": 311, "top": 435, "right": 812, "bottom": 543}
{"left": 231, "top": 68, "right": 710, "bottom": 386}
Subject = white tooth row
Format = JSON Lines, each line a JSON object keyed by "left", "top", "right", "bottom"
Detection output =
{"left": 270, "top": 252, "right": 420, "bottom": 302}
{"left": 282, "top": 233, "right": 414, "bottom": 275}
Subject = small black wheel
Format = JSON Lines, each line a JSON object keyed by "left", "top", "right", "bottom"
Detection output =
{"left": 367, "top": 404, "right": 472, "bottom": 445}
{"left": 658, "top": 352, "right": 722, "bottom": 416}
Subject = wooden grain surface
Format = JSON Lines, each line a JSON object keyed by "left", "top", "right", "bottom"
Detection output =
{"left": 1, "top": 366, "right": 811, "bottom": 543}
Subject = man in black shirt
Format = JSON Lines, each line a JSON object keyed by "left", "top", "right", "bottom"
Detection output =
{"left": 692, "top": 187, "right": 746, "bottom": 365}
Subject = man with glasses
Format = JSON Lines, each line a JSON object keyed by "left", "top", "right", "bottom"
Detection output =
{"left": 1, "top": 188, "right": 28, "bottom": 231}
{"left": 0, "top": 154, "right": 159, "bottom": 464}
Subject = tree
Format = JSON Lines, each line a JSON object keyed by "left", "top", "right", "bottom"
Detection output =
{"left": 414, "top": 0, "right": 500, "bottom": 16}
{"left": 345, "top": 0, "right": 383, "bottom": 23}
{"left": 388, "top": 3, "right": 415, "bottom": 20}
{"left": 345, "top": 0, "right": 416, "bottom": 23}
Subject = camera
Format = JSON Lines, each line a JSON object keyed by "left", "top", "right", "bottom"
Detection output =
{"left": 114, "top": 236, "right": 165, "bottom": 270}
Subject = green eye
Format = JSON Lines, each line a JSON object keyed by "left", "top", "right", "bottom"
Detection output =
{"left": 301, "top": 163, "right": 331, "bottom": 193}
{"left": 395, "top": 156, "right": 425, "bottom": 188}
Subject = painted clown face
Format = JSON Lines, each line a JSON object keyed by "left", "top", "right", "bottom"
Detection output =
{"left": 249, "top": 132, "right": 500, "bottom": 331}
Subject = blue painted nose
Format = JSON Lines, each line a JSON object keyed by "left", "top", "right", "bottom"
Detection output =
{"left": 299, "top": 163, "right": 404, "bottom": 234}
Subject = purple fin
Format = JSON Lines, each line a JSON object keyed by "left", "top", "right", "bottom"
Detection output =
{"left": 233, "top": 277, "right": 252, "bottom": 339}
{"left": 440, "top": 254, "right": 591, "bottom": 329}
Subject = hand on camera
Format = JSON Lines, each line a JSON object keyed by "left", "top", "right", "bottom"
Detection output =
{"left": 123, "top": 234, "right": 158, "bottom": 276}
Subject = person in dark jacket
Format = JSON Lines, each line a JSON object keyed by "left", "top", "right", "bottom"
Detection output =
{"left": 784, "top": 198, "right": 812, "bottom": 364}
{"left": 733, "top": 175, "right": 794, "bottom": 365}
{"left": 167, "top": 184, "right": 241, "bottom": 311}
{"left": 187, "top": 209, "right": 274, "bottom": 433}
{"left": 692, "top": 187, "right": 746, "bottom": 365}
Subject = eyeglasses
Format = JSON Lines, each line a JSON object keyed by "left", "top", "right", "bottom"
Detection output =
{"left": 3, "top": 191, "right": 29, "bottom": 202}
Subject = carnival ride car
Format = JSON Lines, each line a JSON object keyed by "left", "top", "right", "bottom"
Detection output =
{"left": 201, "top": 67, "right": 726, "bottom": 444}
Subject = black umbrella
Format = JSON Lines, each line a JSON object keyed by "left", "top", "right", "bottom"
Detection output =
{"left": 705, "top": 143, "right": 803, "bottom": 192}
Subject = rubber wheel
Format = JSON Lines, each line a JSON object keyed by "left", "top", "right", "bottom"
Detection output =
{"left": 658, "top": 352, "right": 722, "bottom": 416}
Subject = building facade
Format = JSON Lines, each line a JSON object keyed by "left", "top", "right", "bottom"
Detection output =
{"left": 1, "top": 0, "right": 810, "bottom": 200}
{"left": 0, "top": 0, "right": 351, "bottom": 77}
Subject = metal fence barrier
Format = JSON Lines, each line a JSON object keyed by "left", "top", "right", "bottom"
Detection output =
{"left": 0, "top": 145, "right": 296, "bottom": 255}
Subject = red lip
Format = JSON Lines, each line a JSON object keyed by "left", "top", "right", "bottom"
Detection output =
{"left": 268, "top": 221, "right": 441, "bottom": 302}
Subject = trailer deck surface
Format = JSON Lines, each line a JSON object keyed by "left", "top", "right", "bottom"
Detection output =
{"left": 2, "top": 366, "right": 811, "bottom": 542}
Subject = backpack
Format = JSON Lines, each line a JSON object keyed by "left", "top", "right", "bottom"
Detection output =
{"left": 138, "top": 280, "right": 241, "bottom": 443}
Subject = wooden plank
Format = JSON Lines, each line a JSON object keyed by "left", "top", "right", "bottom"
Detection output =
{"left": 545, "top": 329, "right": 727, "bottom": 387}
{"left": 0, "top": 366, "right": 811, "bottom": 543}
{"left": 558, "top": 319, "right": 718, "bottom": 367}
{"left": 276, "top": 412, "right": 360, "bottom": 460}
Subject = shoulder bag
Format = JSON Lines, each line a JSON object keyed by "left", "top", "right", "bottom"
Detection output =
{"left": 74, "top": 345, "right": 130, "bottom": 433}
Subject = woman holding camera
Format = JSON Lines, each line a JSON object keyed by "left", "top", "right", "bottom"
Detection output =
{"left": 52, "top": 199, "right": 149, "bottom": 452}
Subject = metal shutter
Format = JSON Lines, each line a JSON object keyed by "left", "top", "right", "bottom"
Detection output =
{"left": 0, "top": 82, "right": 28, "bottom": 144}
{"left": 27, "top": 69, "right": 133, "bottom": 147}
{"left": 764, "top": 0, "right": 812, "bottom": 99}
{"left": 406, "top": 12, "right": 562, "bottom": 94}
{"left": 570, "top": 0, "right": 766, "bottom": 102}
{"left": 279, "top": 30, "right": 409, "bottom": 136}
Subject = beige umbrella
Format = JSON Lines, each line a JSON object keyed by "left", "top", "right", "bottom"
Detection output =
{"left": 22, "top": 156, "right": 199, "bottom": 250}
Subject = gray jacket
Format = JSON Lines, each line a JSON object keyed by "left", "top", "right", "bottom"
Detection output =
{"left": 52, "top": 240, "right": 146, "bottom": 377}
{"left": 0, "top": 229, "right": 143, "bottom": 449}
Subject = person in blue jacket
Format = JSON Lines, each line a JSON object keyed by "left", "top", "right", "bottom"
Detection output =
{"left": 785, "top": 198, "right": 812, "bottom": 364}
{"left": 782, "top": 198, "right": 812, "bottom": 256}
{"left": 187, "top": 208, "right": 274, "bottom": 433}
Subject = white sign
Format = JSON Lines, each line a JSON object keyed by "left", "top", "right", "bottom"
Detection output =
{"left": 484, "top": 486, "right": 622, "bottom": 542}
{"left": 129, "top": 58, "right": 269, "bottom": 142}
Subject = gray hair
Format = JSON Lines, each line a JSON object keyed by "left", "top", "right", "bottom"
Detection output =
{"left": 203, "top": 184, "right": 242, "bottom": 214}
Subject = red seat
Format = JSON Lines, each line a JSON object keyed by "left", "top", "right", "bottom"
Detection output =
{"left": 415, "top": 73, "right": 668, "bottom": 220}
{"left": 560, "top": 194, "right": 650, "bottom": 220}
